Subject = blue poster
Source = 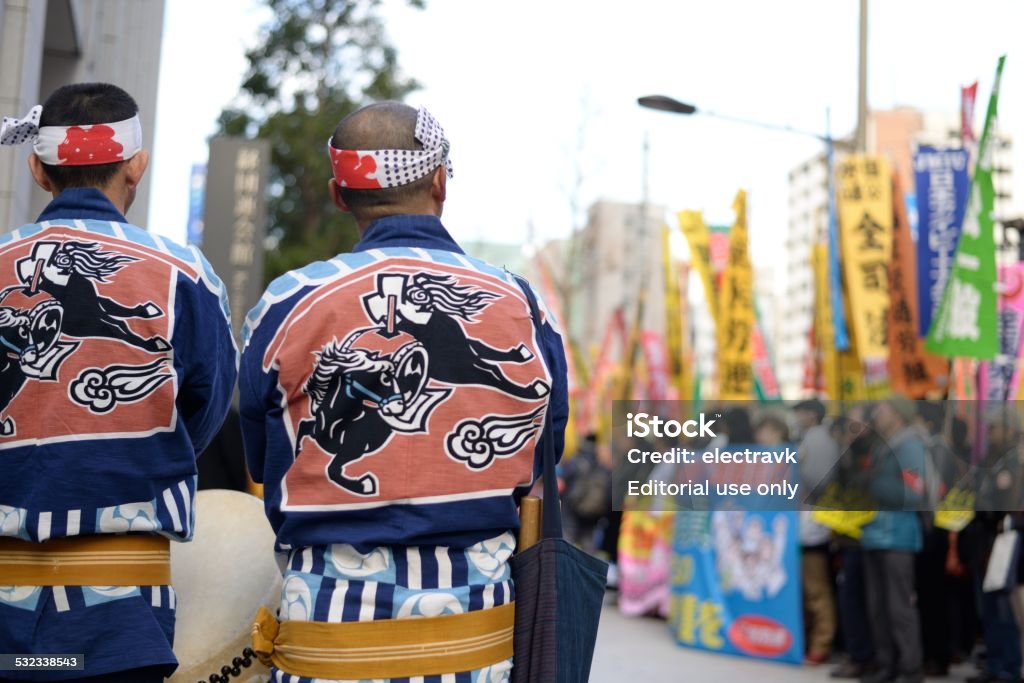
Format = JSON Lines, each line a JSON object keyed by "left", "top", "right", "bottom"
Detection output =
{"left": 669, "top": 509, "right": 803, "bottom": 664}
{"left": 914, "top": 146, "right": 970, "bottom": 337}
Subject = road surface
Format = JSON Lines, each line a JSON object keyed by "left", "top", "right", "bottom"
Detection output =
{"left": 590, "top": 600, "right": 975, "bottom": 682}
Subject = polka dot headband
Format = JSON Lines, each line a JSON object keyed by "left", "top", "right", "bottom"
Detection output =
{"left": 327, "top": 106, "right": 453, "bottom": 190}
{"left": 0, "top": 104, "right": 143, "bottom": 166}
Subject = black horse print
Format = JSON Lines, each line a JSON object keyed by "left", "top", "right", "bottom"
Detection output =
{"left": 0, "top": 299, "right": 75, "bottom": 436}
{"left": 296, "top": 336, "right": 448, "bottom": 496}
{"left": 17, "top": 241, "right": 169, "bottom": 353}
{"left": 363, "top": 273, "right": 550, "bottom": 400}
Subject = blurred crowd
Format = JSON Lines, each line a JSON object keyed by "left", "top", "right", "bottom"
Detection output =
{"left": 560, "top": 398, "right": 1024, "bottom": 683}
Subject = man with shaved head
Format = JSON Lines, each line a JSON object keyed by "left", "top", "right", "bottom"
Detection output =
{"left": 241, "top": 102, "right": 568, "bottom": 681}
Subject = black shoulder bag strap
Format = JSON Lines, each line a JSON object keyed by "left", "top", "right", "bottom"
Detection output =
{"left": 511, "top": 274, "right": 563, "bottom": 541}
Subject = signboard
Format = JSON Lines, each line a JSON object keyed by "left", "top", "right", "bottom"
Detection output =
{"left": 670, "top": 510, "right": 803, "bottom": 664}
{"left": 202, "top": 137, "right": 269, "bottom": 341}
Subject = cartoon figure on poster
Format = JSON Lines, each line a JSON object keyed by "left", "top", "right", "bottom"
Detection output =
{"left": 712, "top": 512, "right": 788, "bottom": 602}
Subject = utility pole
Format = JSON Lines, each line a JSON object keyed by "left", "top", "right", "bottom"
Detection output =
{"left": 855, "top": 0, "right": 869, "bottom": 152}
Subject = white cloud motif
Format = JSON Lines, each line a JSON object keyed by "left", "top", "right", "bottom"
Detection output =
{"left": 396, "top": 592, "right": 463, "bottom": 618}
{"left": 475, "top": 659, "right": 513, "bottom": 682}
{"left": 0, "top": 585, "right": 40, "bottom": 604}
{"left": 467, "top": 534, "right": 515, "bottom": 581}
{"left": 280, "top": 576, "right": 313, "bottom": 621}
{"left": 0, "top": 505, "right": 26, "bottom": 537}
{"left": 98, "top": 501, "right": 158, "bottom": 533}
{"left": 328, "top": 544, "right": 390, "bottom": 578}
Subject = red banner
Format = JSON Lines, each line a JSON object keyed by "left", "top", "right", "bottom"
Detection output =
{"left": 961, "top": 82, "right": 978, "bottom": 143}
{"left": 887, "top": 174, "right": 948, "bottom": 397}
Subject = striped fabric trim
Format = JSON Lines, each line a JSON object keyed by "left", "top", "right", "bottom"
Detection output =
{"left": 241, "top": 247, "right": 537, "bottom": 347}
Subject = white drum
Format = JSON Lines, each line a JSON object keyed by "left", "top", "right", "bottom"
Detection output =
{"left": 169, "top": 489, "right": 282, "bottom": 683}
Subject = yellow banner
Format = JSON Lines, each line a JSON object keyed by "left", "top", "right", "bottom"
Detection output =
{"left": 678, "top": 210, "right": 717, "bottom": 322}
{"left": 838, "top": 285, "right": 867, "bottom": 401}
{"left": 837, "top": 155, "right": 894, "bottom": 361}
{"left": 662, "top": 225, "right": 690, "bottom": 401}
{"left": 811, "top": 244, "right": 840, "bottom": 399}
{"left": 717, "top": 190, "right": 754, "bottom": 400}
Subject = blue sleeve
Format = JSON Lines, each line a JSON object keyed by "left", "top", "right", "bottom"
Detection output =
{"left": 542, "top": 321, "right": 569, "bottom": 464}
{"left": 172, "top": 265, "right": 238, "bottom": 455}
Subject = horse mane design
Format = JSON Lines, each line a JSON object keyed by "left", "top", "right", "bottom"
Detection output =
{"left": 53, "top": 241, "right": 138, "bottom": 282}
{"left": 405, "top": 273, "right": 497, "bottom": 320}
{"left": 304, "top": 341, "right": 390, "bottom": 409}
{"left": 0, "top": 307, "right": 30, "bottom": 330}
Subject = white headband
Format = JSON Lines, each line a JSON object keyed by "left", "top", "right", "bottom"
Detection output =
{"left": 1, "top": 105, "right": 142, "bottom": 166}
{"left": 328, "top": 106, "right": 453, "bottom": 189}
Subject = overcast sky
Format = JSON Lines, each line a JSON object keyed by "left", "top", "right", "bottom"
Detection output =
{"left": 147, "top": 0, "right": 1024, "bottom": 277}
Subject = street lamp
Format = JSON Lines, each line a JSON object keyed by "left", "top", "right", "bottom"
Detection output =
{"left": 637, "top": 94, "right": 840, "bottom": 144}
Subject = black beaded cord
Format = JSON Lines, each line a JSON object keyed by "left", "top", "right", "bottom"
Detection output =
{"left": 197, "top": 646, "right": 255, "bottom": 683}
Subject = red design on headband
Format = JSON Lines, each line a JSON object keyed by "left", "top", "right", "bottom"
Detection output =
{"left": 57, "top": 125, "right": 124, "bottom": 165}
{"left": 329, "top": 147, "right": 381, "bottom": 189}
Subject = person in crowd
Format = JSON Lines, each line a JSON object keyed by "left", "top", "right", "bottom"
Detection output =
{"left": 0, "top": 83, "right": 236, "bottom": 681}
{"left": 962, "top": 405, "right": 1023, "bottom": 683}
{"left": 240, "top": 101, "right": 568, "bottom": 682}
{"left": 561, "top": 433, "right": 612, "bottom": 552}
{"left": 859, "top": 398, "right": 926, "bottom": 683}
{"left": 793, "top": 399, "right": 838, "bottom": 665}
{"left": 913, "top": 402, "right": 969, "bottom": 677}
{"left": 830, "top": 407, "right": 879, "bottom": 679}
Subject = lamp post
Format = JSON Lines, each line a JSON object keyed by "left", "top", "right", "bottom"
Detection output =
{"left": 637, "top": 95, "right": 837, "bottom": 143}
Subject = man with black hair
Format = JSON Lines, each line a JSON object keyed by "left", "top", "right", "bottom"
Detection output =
{"left": 0, "top": 83, "right": 237, "bottom": 681}
{"left": 241, "top": 101, "right": 569, "bottom": 682}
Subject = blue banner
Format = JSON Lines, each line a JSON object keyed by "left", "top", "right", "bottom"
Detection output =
{"left": 914, "top": 146, "right": 970, "bottom": 337}
{"left": 827, "top": 140, "right": 850, "bottom": 351}
{"left": 187, "top": 163, "right": 207, "bottom": 246}
{"left": 669, "top": 507, "right": 803, "bottom": 664}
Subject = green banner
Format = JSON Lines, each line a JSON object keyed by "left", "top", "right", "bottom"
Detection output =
{"left": 926, "top": 55, "right": 1005, "bottom": 359}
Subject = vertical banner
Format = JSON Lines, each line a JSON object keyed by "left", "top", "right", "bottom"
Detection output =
{"left": 927, "top": 56, "right": 1005, "bottom": 359}
{"left": 812, "top": 244, "right": 840, "bottom": 399}
{"left": 827, "top": 139, "right": 850, "bottom": 351}
{"left": 980, "top": 265, "right": 1024, "bottom": 401}
{"left": 584, "top": 309, "right": 628, "bottom": 437}
{"left": 837, "top": 155, "right": 894, "bottom": 360}
{"left": 888, "top": 174, "right": 948, "bottom": 397}
{"left": 670, "top": 511, "right": 803, "bottom": 664}
{"left": 640, "top": 331, "right": 671, "bottom": 401}
{"left": 662, "top": 225, "right": 687, "bottom": 401}
{"left": 717, "top": 190, "right": 754, "bottom": 400}
{"left": 678, "top": 210, "right": 718, "bottom": 320}
{"left": 962, "top": 81, "right": 979, "bottom": 144}
{"left": 914, "top": 146, "right": 970, "bottom": 337}
{"left": 751, "top": 313, "right": 781, "bottom": 400}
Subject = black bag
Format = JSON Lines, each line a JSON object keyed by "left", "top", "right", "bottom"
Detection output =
{"left": 510, "top": 276, "right": 609, "bottom": 683}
